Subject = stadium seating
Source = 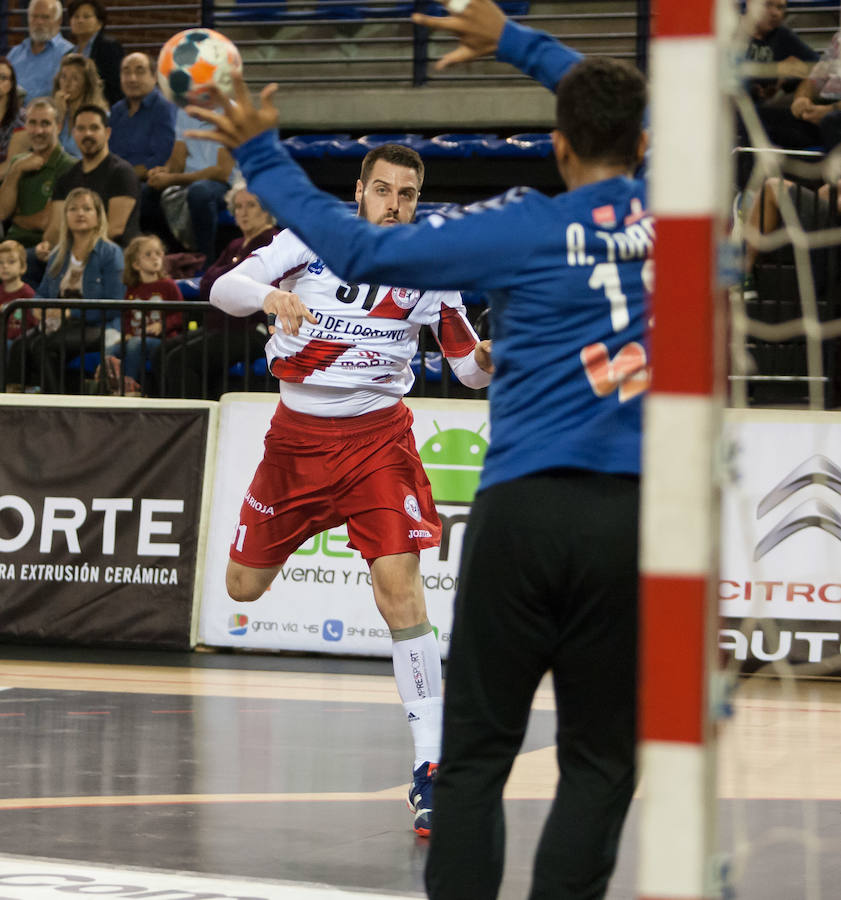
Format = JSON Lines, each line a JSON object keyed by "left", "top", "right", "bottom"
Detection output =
{"left": 281, "top": 131, "right": 552, "bottom": 160}
{"left": 226, "top": 1, "right": 529, "bottom": 21}
{"left": 282, "top": 134, "right": 353, "bottom": 158}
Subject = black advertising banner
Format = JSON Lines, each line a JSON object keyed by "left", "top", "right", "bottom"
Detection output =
{"left": 0, "top": 402, "right": 209, "bottom": 649}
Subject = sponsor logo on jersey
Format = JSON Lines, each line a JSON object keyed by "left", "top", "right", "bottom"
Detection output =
{"left": 592, "top": 204, "right": 617, "bottom": 227}
{"left": 307, "top": 258, "right": 325, "bottom": 274}
{"left": 408, "top": 528, "right": 432, "bottom": 539}
{"left": 624, "top": 196, "right": 647, "bottom": 225}
{"left": 404, "top": 494, "right": 422, "bottom": 522}
{"left": 392, "top": 287, "right": 421, "bottom": 310}
{"left": 245, "top": 489, "right": 275, "bottom": 516}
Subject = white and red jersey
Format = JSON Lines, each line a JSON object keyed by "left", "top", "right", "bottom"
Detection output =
{"left": 210, "top": 229, "right": 489, "bottom": 416}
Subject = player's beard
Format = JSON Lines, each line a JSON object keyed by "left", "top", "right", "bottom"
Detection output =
{"left": 359, "top": 196, "right": 399, "bottom": 226}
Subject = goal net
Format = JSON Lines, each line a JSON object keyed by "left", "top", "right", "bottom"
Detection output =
{"left": 640, "top": 0, "right": 841, "bottom": 898}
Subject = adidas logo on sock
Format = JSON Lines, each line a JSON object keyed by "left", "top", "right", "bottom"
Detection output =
{"left": 407, "top": 711, "right": 420, "bottom": 722}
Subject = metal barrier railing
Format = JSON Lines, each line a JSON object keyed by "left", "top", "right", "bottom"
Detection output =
{"left": 0, "top": 299, "right": 266, "bottom": 398}
{"left": 0, "top": 298, "right": 480, "bottom": 400}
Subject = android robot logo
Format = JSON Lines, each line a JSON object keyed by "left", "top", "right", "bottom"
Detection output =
{"left": 418, "top": 420, "right": 488, "bottom": 505}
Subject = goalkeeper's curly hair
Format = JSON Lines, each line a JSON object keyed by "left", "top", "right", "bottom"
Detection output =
{"left": 555, "top": 57, "right": 647, "bottom": 169}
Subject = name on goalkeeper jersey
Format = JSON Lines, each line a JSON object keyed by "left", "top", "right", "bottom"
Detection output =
{"left": 595, "top": 216, "right": 653, "bottom": 262}
{"left": 565, "top": 214, "right": 654, "bottom": 266}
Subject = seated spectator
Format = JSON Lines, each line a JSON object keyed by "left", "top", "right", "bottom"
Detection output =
{"left": 52, "top": 53, "right": 107, "bottom": 157}
{"left": 739, "top": 175, "right": 841, "bottom": 308}
{"left": 0, "top": 239, "right": 37, "bottom": 350}
{"left": 37, "top": 104, "right": 140, "bottom": 274}
{"left": 6, "top": 187, "right": 123, "bottom": 392}
{"left": 67, "top": 0, "right": 124, "bottom": 107}
{"left": 0, "top": 59, "right": 28, "bottom": 181}
{"left": 109, "top": 53, "right": 176, "bottom": 184}
{"left": 759, "top": 27, "right": 841, "bottom": 152}
{"left": 198, "top": 182, "right": 279, "bottom": 300}
{"left": 106, "top": 233, "right": 182, "bottom": 384}
{"left": 0, "top": 97, "right": 77, "bottom": 253}
{"left": 156, "top": 181, "right": 279, "bottom": 398}
{"left": 741, "top": 0, "right": 818, "bottom": 109}
{"left": 8, "top": 0, "right": 73, "bottom": 104}
{"left": 144, "top": 107, "right": 235, "bottom": 265}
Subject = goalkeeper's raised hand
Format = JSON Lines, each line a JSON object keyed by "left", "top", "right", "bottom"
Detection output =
{"left": 411, "top": 0, "right": 507, "bottom": 71}
{"left": 184, "top": 73, "right": 279, "bottom": 150}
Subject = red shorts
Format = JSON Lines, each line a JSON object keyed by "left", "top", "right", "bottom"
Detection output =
{"left": 230, "top": 400, "right": 442, "bottom": 568}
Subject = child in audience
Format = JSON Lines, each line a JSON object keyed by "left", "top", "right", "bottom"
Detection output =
{"left": 0, "top": 239, "right": 37, "bottom": 350}
{"left": 108, "top": 233, "right": 182, "bottom": 382}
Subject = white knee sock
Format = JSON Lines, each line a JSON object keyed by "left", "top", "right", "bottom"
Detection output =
{"left": 391, "top": 625, "right": 443, "bottom": 769}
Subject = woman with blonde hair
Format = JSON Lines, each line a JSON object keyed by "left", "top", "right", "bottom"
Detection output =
{"left": 52, "top": 53, "right": 108, "bottom": 157}
{"left": 6, "top": 187, "right": 123, "bottom": 392}
{"left": 40, "top": 186, "right": 123, "bottom": 291}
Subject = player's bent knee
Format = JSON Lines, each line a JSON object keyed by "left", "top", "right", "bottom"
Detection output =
{"left": 227, "top": 583, "right": 261, "bottom": 603}
{"left": 225, "top": 561, "right": 275, "bottom": 603}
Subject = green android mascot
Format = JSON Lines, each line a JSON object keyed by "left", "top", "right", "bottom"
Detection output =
{"left": 418, "top": 421, "right": 488, "bottom": 505}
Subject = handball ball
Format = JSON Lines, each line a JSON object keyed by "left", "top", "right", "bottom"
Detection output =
{"left": 157, "top": 28, "right": 242, "bottom": 108}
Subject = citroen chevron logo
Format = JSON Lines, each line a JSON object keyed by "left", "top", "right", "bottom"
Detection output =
{"left": 755, "top": 454, "right": 841, "bottom": 560}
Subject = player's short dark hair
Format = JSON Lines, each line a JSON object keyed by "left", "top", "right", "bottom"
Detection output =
{"left": 67, "top": 0, "right": 107, "bottom": 28}
{"left": 555, "top": 57, "right": 647, "bottom": 168}
{"left": 360, "top": 144, "right": 424, "bottom": 190}
{"left": 72, "top": 103, "right": 109, "bottom": 128}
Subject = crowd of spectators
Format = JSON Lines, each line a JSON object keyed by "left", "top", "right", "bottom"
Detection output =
{"left": 734, "top": 0, "right": 841, "bottom": 304}
{"left": 0, "top": 0, "right": 244, "bottom": 397}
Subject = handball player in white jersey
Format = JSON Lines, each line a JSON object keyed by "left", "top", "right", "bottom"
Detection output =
{"left": 210, "top": 143, "right": 493, "bottom": 837}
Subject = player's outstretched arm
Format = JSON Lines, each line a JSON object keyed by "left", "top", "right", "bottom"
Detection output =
{"left": 412, "top": 0, "right": 581, "bottom": 90}
{"left": 184, "top": 76, "right": 279, "bottom": 150}
{"left": 411, "top": 0, "right": 506, "bottom": 71}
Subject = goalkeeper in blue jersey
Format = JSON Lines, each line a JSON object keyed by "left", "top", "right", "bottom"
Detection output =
{"left": 187, "top": 2, "right": 650, "bottom": 898}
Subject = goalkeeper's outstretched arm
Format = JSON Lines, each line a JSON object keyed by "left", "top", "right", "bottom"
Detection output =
{"left": 411, "top": 0, "right": 582, "bottom": 91}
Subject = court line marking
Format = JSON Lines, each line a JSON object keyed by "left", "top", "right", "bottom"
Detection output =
{"left": 0, "top": 852, "right": 423, "bottom": 899}
{"left": 0, "top": 748, "right": 560, "bottom": 811}
{"left": 0, "top": 661, "right": 559, "bottom": 707}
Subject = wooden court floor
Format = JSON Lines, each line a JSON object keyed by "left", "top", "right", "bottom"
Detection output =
{"left": 0, "top": 646, "right": 838, "bottom": 900}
